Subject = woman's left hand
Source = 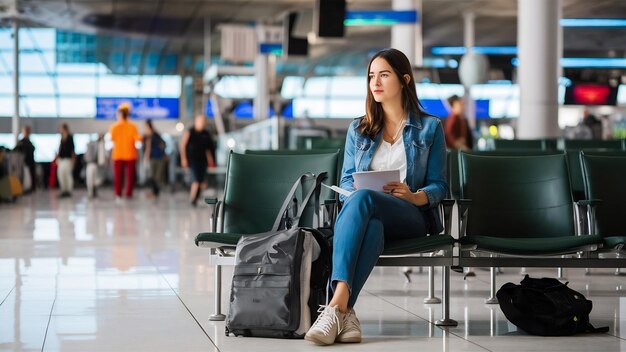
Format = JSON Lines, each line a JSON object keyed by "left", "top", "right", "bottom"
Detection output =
{"left": 383, "top": 182, "right": 413, "bottom": 202}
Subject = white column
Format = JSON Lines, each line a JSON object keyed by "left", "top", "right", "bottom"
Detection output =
{"left": 12, "top": 20, "right": 19, "bottom": 143}
{"left": 204, "top": 18, "right": 212, "bottom": 72}
{"left": 463, "top": 12, "right": 476, "bottom": 130}
{"left": 391, "top": 0, "right": 419, "bottom": 66}
{"left": 517, "top": 0, "right": 560, "bottom": 139}
{"left": 556, "top": 0, "right": 563, "bottom": 79}
{"left": 414, "top": 0, "right": 423, "bottom": 66}
{"left": 253, "top": 53, "right": 269, "bottom": 119}
{"left": 463, "top": 12, "right": 475, "bottom": 50}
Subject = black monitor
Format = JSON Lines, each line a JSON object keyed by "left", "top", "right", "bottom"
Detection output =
{"left": 284, "top": 12, "right": 308, "bottom": 57}
{"left": 315, "top": 0, "right": 346, "bottom": 38}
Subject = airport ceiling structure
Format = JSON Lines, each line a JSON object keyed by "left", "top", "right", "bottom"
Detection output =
{"left": 0, "top": 0, "right": 625, "bottom": 71}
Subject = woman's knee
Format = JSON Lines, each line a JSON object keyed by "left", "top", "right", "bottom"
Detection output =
{"left": 347, "top": 189, "right": 378, "bottom": 205}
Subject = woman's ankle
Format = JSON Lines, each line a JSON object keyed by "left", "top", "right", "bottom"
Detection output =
{"left": 328, "top": 303, "right": 349, "bottom": 314}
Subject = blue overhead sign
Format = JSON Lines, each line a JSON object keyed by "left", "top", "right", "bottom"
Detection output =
{"left": 421, "top": 99, "right": 490, "bottom": 119}
{"left": 344, "top": 10, "right": 418, "bottom": 26}
{"left": 205, "top": 99, "right": 215, "bottom": 118}
{"left": 96, "top": 97, "right": 179, "bottom": 119}
{"left": 232, "top": 101, "right": 276, "bottom": 119}
{"left": 259, "top": 43, "right": 283, "bottom": 55}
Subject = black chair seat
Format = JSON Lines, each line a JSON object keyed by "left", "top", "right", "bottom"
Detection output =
{"left": 459, "top": 235, "right": 602, "bottom": 255}
{"left": 603, "top": 236, "right": 626, "bottom": 250}
{"left": 382, "top": 235, "right": 454, "bottom": 256}
{"left": 195, "top": 232, "right": 246, "bottom": 247}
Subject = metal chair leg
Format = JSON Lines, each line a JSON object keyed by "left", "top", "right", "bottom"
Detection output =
{"left": 485, "top": 267, "right": 498, "bottom": 304}
{"left": 436, "top": 266, "right": 458, "bottom": 326}
{"left": 209, "top": 264, "right": 226, "bottom": 321}
{"left": 424, "top": 266, "right": 441, "bottom": 304}
{"left": 557, "top": 267, "right": 565, "bottom": 279}
{"left": 402, "top": 267, "right": 412, "bottom": 283}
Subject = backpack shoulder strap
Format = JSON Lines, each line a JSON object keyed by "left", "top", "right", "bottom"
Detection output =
{"left": 294, "top": 172, "right": 328, "bottom": 228}
{"left": 270, "top": 173, "right": 313, "bottom": 232}
{"left": 586, "top": 324, "right": 609, "bottom": 334}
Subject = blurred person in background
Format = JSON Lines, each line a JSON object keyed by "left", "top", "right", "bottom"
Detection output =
{"left": 444, "top": 95, "right": 476, "bottom": 277}
{"left": 143, "top": 119, "right": 168, "bottom": 198}
{"left": 581, "top": 108, "right": 603, "bottom": 139}
{"left": 56, "top": 123, "right": 75, "bottom": 198}
{"left": 109, "top": 103, "right": 142, "bottom": 202}
{"left": 179, "top": 114, "right": 215, "bottom": 207}
{"left": 85, "top": 134, "right": 106, "bottom": 198}
{"left": 15, "top": 125, "right": 36, "bottom": 192}
{"left": 444, "top": 95, "right": 473, "bottom": 151}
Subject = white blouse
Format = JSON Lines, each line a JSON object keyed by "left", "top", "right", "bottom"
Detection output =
{"left": 369, "top": 134, "right": 407, "bottom": 182}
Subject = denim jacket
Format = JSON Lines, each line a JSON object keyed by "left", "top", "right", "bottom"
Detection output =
{"left": 339, "top": 111, "right": 449, "bottom": 233}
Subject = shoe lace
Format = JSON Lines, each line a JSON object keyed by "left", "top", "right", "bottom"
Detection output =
{"left": 313, "top": 305, "right": 341, "bottom": 336}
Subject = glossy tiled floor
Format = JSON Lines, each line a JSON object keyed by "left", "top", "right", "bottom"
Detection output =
{"left": 1, "top": 190, "right": 625, "bottom": 351}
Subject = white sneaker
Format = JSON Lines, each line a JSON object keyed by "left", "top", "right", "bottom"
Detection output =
{"left": 336, "top": 309, "right": 362, "bottom": 343}
{"left": 304, "top": 305, "right": 343, "bottom": 345}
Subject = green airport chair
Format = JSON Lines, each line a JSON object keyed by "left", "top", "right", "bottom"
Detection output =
{"left": 457, "top": 153, "right": 603, "bottom": 303}
{"left": 309, "top": 137, "right": 346, "bottom": 151}
{"left": 449, "top": 149, "right": 561, "bottom": 200}
{"left": 566, "top": 149, "right": 626, "bottom": 201}
{"left": 244, "top": 149, "right": 457, "bottom": 325}
{"left": 194, "top": 151, "right": 340, "bottom": 321}
{"left": 543, "top": 138, "right": 558, "bottom": 151}
{"left": 563, "top": 139, "right": 623, "bottom": 150}
{"left": 297, "top": 137, "right": 347, "bottom": 175}
{"left": 565, "top": 150, "right": 626, "bottom": 252}
{"left": 450, "top": 150, "right": 565, "bottom": 278}
{"left": 245, "top": 149, "right": 342, "bottom": 185}
{"left": 581, "top": 153, "right": 626, "bottom": 254}
{"left": 492, "top": 139, "right": 547, "bottom": 150}
{"left": 196, "top": 149, "right": 457, "bottom": 326}
{"left": 244, "top": 149, "right": 343, "bottom": 226}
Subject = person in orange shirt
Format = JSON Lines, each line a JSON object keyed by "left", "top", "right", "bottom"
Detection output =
{"left": 109, "top": 103, "right": 142, "bottom": 201}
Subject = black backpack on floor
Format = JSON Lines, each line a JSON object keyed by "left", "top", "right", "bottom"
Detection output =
{"left": 497, "top": 275, "right": 609, "bottom": 336}
{"left": 225, "top": 173, "right": 332, "bottom": 338}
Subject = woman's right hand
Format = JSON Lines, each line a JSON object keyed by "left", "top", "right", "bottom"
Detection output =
{"left": 181, "top": 159, "right": 188, "bottom": 169}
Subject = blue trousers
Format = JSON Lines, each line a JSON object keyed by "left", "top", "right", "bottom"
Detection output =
{"left": 332, "top": 189, "right": 429, "bottom": 307}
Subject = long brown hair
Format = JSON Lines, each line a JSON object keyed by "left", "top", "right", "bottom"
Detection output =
{"left": 358, "top": 48, "right": 426, "bottom": 139}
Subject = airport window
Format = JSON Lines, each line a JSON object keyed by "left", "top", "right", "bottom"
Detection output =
{"left": 0, "top": 28, "right": 181, "bottom": 118}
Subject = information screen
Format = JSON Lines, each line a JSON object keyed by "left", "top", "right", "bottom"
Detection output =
{"left": 564, "top": 84, "right": 618, "bottom": 106}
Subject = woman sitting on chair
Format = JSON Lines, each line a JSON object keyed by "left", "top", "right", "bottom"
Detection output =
{"left": 305, "top": 48, "right": 448, "bottom": 345}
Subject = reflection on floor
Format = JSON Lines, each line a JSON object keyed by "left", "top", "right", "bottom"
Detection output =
{"left": 0, "top": 190, "right": 625, "bottom": 351}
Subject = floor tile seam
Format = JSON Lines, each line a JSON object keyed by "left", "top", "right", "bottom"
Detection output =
{"left": 363, "top": 288, "right": 495, "bottom": 352}
{"left": 148, "top": 253, "right": 222, "bottom": 352}
{"left": 40, "top": 297, "right": 57, "bottom": 352}
{"left": 0, "top": 286, "right": 15, "bottom": 306}
{"left": 605, "top": 332, "right": 626, "bottom": 341}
